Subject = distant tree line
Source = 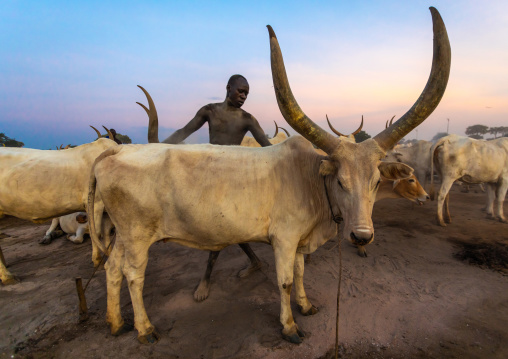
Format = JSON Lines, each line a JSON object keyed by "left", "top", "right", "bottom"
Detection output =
{"left": 1, "top": 130, "right": 132, "bottom": 149}
{"left": 465, "top": 125, "right": 508, "bottom": 140}
{"left": 0, "top": 133, "right": 24, "bottom": 147}
{"left": 422, "top": 125, "right": 508, "bottom": 144}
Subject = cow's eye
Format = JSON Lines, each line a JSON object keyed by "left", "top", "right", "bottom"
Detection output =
{"left": 409, "top": 179, "right": 415, "bottom": 183}
{"left": 375, "top": 179, "right": 381, "bottom": 189}
{"left": 337, "top": 179, "right": 344, "bottom": 189}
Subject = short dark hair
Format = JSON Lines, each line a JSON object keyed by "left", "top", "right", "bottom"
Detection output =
{"left": 227, "top": 74, "right": 247, "bottom": 87}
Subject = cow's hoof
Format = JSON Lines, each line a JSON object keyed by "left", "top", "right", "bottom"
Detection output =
{"left": 436, "top": 218, "right": 447, "bottom": 227}
{"left": 238, "top": 261, "right": 262, "bottom": 278}
{"left": 138, "top": 329, "right": 160, "bottom": 344}
{"left": 281, "top": 327, "right": 305, "bottom": 344}
{"left": 499, "top": 218, "right": 508, "bottom": 224}
{"left": 39, "top": 235, "right": 53, "bottom": 245}
{"left": 298, "top": 305, "right": 319, "bottom": 316}
{"left": 193, "top": 281, "right": 210, "bottom": 302}
{"left": 112, "top": 322, "right": 134, "bottom": 336}
{"left": 1, "top": 276, "right": 20, "bottom": 285}
{"left": 357, "top": 246, "right": 367, "bottom": 257}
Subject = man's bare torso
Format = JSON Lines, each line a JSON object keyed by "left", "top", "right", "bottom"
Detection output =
{"left": 204, "top": 103, "right": 255, "bottom": 145}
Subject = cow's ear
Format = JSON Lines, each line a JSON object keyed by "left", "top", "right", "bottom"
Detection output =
{"left": 319, "top": 159, "right": 338, "bottom": 176}
{"left": 378, "top": 161, "right": 413, "bottom": 180}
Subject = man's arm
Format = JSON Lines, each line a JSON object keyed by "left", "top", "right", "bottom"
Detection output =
{"left": 162, "top": 107, "right": 208, "bottom": 144}
{"left": 248, "top": 116, "right": 272, "bottom": 147}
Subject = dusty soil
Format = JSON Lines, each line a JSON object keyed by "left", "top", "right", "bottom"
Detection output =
{"left": 1, "top": 184, "right": 507, "bottom": 359}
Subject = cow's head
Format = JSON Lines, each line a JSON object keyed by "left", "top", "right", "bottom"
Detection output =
{"left": 268, "top": 6, "right": 451, "bottom": 248}
{"left": 392, "top": 174, "right": 430, "bottom": 205}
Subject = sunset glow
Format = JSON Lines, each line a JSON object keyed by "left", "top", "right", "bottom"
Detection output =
{"left": 1, "top": 1, "right": 507, "bottom": 148}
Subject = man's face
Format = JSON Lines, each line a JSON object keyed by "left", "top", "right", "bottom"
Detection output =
{"left": 227, "top": 78, "right": 249, "bottom": 108}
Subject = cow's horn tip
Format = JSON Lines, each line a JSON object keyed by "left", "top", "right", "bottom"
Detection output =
{"left": 266, "top": 25, "right": 276, "bottom": 39}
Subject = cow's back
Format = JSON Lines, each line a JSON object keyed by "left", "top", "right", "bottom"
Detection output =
{"left": 0, "top": 138, "right": 116, "bottom": 220}
{"left": 94, "top": 137, "right": 334, "bottom": 252}
{"left": 439, "top": 135, "right": 507, "bottom": 183}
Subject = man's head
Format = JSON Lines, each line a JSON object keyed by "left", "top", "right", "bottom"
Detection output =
{"left": 226, "top": 74, "right": 249, "bottom": 108}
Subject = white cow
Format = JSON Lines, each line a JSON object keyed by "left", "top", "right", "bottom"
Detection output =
{"left": 87, "top": 8, "right": 450, "bottom": 344}
{"left": 429, "top": 134, "right": 508, "bottom": 226}
{"left": 0, "top": 135, "right": 117, "bottom": 284}
{"left": 385, "top": 140, "right": 433, "bottom": 189}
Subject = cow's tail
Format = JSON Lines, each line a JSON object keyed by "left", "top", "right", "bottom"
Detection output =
{"left": 429, "top": 137, "right": 448, "bottom": 201}
{"left": 88, "top": 147, "right": 119, "bottom": 255}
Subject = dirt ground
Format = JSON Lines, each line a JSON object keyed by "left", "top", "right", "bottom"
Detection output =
{"left": 1, "top": 184, "right": 507, "bottom": 359}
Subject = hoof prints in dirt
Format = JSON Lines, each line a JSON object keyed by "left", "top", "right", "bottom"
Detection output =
{"left": 451, "top": 238, "right": 508, "bottom": 274}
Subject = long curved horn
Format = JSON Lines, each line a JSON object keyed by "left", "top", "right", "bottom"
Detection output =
{"left": 351, "top": 115, "right": 364, "bottom": 135}
{"left": 137, "top": 85, "right": 159, "bottom": 143}
{"left": 102, "top": 126, "right": 114, "bottom": 140}
{"left": 59, "top": 144, "right": 64, "bottom": 150}
{"left": 326, "top": 114, "right": 345, "bottom": 137}
{"left": 90, "top": 125, "right": 102, "bottom": 139}
{"left": 267, "top": 26, "right": 339, "bottom": 154}
{"left": 273, "top": 120, "right": 279, "bottom": 137}
{"left": 64, "top": 144, "right": 71, "bottom": 149}
{"left": 373, "top": 7, "right": 451, "bottom": 151}
{"left": 279, "top": 127, "right": 291, "bottom": 137}
{"left": 385, "top": 115, "right": 396, "bottom": 129}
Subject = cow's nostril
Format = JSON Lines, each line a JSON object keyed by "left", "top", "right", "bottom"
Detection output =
{"left": 350, "top": 231, "right": 373, "bottom": 246}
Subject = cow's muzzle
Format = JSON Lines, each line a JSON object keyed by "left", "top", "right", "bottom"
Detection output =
{"left": 350, "top": 231, "right": 374, "bottom": 246}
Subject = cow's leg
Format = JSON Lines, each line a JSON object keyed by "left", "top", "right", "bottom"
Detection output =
{"left": 123, "top": 244, "right": 159, "bottom": 344}
{"left": 273, "top": 241, "right": 303, "bottom": 344}
{"left": 105, "top": 240, "right": 131, "bottom": 335}
{"left": 91, "top": 202, "right": 105, "bottom": 267}
{"left": 101, "top": 214, "right": 114, "bottom": 256}
{"left": 237, "top": 243, "right": 262, "bottom": 278}
{"left": 193, "top": 251, "right": 220, "bottom": 302}
{"left": 40, "top": 218, "right": 64, "bottom": 245}
{"left": 0, "top": 246, "right": 18, "bottom": 285}
{"left": 68, "top": 226, "right": 86, "bottom": 244}
{"left": 494, "top": 181, "right": 508, "bottom": 223}
{"left": 485, "top": 183, "right": 496, "bottom": 216}
{"left": 444, "top": 192, "right": 451, "bottom": 223}
{"left": 294, "top": 253, "right": 318, "bottom": 316}
{"left": 436, "top": 178, "right": 454, "bottom": 226}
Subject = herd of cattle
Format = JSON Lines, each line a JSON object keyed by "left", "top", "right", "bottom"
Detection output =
{"left": 0, "top": 7, "right": 506, "bottom": 346}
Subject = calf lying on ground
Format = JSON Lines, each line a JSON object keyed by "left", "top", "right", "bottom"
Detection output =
{"left": 41, "top": 212, "right": 89, "bottom": 244}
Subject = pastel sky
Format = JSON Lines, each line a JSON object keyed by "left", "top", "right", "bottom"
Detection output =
{"left": 1, "top": 1, "right": 507, "bottom": 149}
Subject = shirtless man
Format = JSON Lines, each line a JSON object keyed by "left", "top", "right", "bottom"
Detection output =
{"left": 138, "top": 75, "right": 271, "bottom": 301}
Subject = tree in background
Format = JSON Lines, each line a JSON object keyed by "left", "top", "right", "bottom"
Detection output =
{"left": 354, "top": 130, "right": 371, "bottom": 143}
{"left": 488, "top": 126, "right": 504, "bottom": 139}
{"left": 0, "top": 133, "right": 24, "bottom": 147}
{"left": 116, "top": 133, "right": 132, "bottom": 144}
{"left": 498, "top": 126, "right": 508, "bottom": 137}
{"left": 465, "top": 124, "right": 488, "bottom": 139}
{"left": 431, "top": 132, "right": 448, "bottom": 142}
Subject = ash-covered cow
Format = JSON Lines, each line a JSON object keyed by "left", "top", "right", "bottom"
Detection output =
{"left": 0, "top": 130, "right": 118, "bottom": 285}
{"left": 429, "top": 134, "right": 508, "bottom": 226}
{"left": 88, "top": 7, "right": 450, "bottom": 344}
